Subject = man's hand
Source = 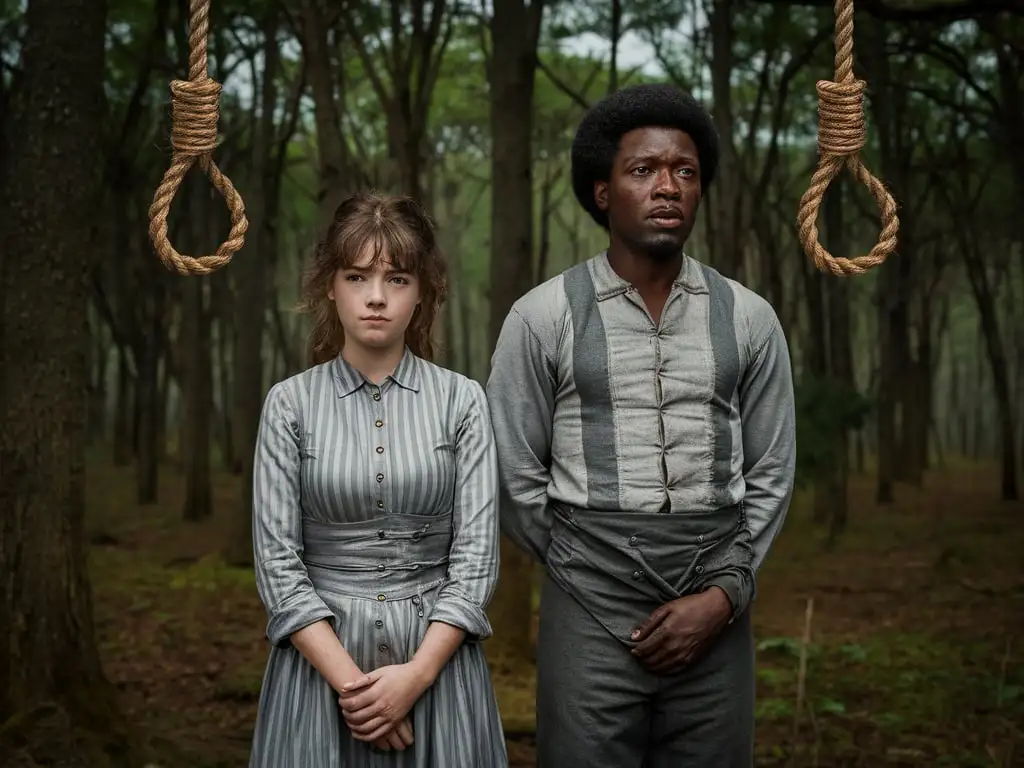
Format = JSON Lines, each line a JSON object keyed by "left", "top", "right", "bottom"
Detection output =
{"left": 338, "top": 663, "right": 431, "bottom": 744}
{"left": 630, "top": 587, "right": 733, "bottom": 675}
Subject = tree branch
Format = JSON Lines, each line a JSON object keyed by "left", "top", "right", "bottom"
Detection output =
{"left": 752, "top": 0, "right": 1024, "bottom": 22}
{"left": 536, "top": 56, "right": 593, "bottom": 110}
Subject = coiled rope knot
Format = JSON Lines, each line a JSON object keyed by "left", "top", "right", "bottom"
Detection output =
{"left": 796, "top": 0, "right": 899, "bottom": 276}
{"left": 148, "top": 0, "right": 247, "bottom": 276}
{"left": 815, "top": 78, "right": 866, "bottom": 156}
{"left": 170, "top": 77, "right": 221, "bottom": 155}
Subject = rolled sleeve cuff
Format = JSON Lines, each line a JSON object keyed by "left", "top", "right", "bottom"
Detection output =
{"left": 266, "top": 590, "right": 336, "bottom": 647}
{"left": 704, "top": 568, "right": 755, "bottom": 623}
{"left": 428, "top": 586, "right": 493, "bottom": 641}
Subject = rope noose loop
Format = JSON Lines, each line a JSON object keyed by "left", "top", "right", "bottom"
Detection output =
{"left": 797, "top": 0, "right": 899, "bottom": 276}
{"left": 148, "top": 0, "right": 247, "bottom": 275}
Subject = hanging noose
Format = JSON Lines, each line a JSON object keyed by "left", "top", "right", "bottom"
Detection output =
{"left": 797, "top": 0, "right": 899, "bottom": 276}
{"left": 148, "top": 0, "right": 247, "bottom": 275}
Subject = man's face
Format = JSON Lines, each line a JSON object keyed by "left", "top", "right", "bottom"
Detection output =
{"left": 594, "top": 126, "right": 702, "bottom": 260}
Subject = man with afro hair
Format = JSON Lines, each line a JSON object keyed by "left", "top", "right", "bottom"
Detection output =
{"left": 487, "top": 83, "right": 796, "bottom": 767}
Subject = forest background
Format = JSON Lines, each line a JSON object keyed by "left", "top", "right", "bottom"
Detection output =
{"left": 1, "top": 0, "right": 1023, "bottom": 765}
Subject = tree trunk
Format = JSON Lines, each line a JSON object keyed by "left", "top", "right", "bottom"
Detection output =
{"left": 157, "top": 345, "right": 170, "bottom": 464}
{"left": 228, "top": 9, "right": 278, "bottom": 564}
{"left": 971, "top": 335, "right": 985, "bottom": 461}
{"left": 135, "top": 283, "right": 162, "bottom": 505}
{"left": 216, "top": 277, "right": 236, "bottom": 470}
{"left": 961, "top": 248, "right": 1019, "bottom": 500}
{"left": 87, "top": 305, "right": 105, "bottom": 445}
{"left": 343, "top": 0, "right": 450, "bottom": 207}
{"left": 181, "top": 185, "right": 214, "bottom": 522}
{"left": 486, "top": 0, "right": 545, "bottom": 662}
{"left": 0, "top": 0, "right": 134, "bottom": 762}
{"left": 212, "top": 274, "right": 234, "bottom": 473}
{"left": 608, "top": 0, "right": 621, "bottom": 94}
{"left": 113, "top": 345, "right": 133, "bottom": 465}
{"left": 299, "top": 0, "right": 356, "bottom": 234}
{"left": 182, "top": 276, "right": 214, "bottom": 522}
{"left": 707, "top": 0, "right": 743, "bottom": 280}
{"left": 536, "top": 164, "right": 557, "bottom": 284}
{"left": 816, "top": 177, "right": 852, "bottom": 543}
{"left": 900, "top": 289, "right": 930, "bottom": 486}
{"left": 861, "top": 16, "right": 905, "bottom": 504}
{"left": 825, "top": 260, "right": 852, "bottom": 542}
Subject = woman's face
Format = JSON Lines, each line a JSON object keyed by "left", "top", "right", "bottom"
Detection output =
{"left": 328, "top": 244, "right": 421, "bottom": 355}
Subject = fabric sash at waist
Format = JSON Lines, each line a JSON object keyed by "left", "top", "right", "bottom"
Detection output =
{"left": 302, "top": 513, "right": 452, "bottom": 599}
{"left": 545, "top": 504, "right": 744, "bottom": 647}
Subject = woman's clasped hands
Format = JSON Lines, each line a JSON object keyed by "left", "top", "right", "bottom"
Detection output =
{"left": 339, "top": 662, "right": 432, "bottom": 752}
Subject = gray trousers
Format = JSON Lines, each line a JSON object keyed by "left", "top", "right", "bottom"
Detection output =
{"left": 536, "top": 574, "right": 755, "bottom": 768}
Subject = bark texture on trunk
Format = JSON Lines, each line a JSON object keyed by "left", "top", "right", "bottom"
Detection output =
{"left": 486, "top": 0, "right": 546, "bottom": 662}
{"left": 228, "top": 8, "right": 279, "bottom": 564}
{"left": 0, "top": 0, "right": 135, "bottom": 763}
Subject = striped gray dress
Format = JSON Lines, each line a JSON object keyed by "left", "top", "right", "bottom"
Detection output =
{"left": 248, "top": 349, "right": 508, "bottom": 767}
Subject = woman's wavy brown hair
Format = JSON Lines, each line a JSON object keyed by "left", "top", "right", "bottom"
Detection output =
{"left": 299, "top": 191, "right": 447, "bottom": 367}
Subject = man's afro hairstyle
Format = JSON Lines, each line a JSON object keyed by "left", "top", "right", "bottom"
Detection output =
{"left": 571, "top": 83, "right": 720, "bottom": 229}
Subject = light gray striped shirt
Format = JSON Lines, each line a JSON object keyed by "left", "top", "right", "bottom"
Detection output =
{"left": 252, "top": 349, "right": 500, "bottom": 646}
{"left": 486, "top": 251, "right": 796, "bottom": 617}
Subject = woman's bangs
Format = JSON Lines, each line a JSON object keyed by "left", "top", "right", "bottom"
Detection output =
{"left": 333, "top": 219, "right": 422, "bottom": 276}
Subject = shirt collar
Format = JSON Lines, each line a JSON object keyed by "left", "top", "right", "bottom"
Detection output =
{"left": 590, "top": 250, "right": 708, "bottom": 300}
{"left": 331, "top": 346, "right": 422, "bottom": 398}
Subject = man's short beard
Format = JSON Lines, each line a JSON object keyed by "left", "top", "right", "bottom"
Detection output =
{"left": 640, "top": 234, "right": 685, "bottom": 261}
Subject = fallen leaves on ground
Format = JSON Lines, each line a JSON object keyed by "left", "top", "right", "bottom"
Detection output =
{"left": 86, "top": 458, "right": 1023, "bottom": 767}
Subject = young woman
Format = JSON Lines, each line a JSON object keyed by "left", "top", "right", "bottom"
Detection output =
{"left": 248, "top": 192, "right": 508, "bottom": 767}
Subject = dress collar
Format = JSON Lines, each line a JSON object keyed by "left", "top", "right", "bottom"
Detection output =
{"left": 331, "top": 346, "right": 422, "bottom": 398}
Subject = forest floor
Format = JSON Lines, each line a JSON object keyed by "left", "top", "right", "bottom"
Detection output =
{"left": 83, "top": 455, "right": 1023, "bottom": 768}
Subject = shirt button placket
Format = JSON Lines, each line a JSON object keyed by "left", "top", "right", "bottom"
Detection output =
{"left": 371, "top": 384, "right": 387, "bottom": 514}
{"left": 374, "top": 600, "right": 387, "bottom": 654}
{"left": 374, "top": 594, "right": 389, "bottom": 656}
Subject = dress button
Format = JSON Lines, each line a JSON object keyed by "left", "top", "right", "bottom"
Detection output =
{"left": 377, "top": 594, "right": 387, "bottom": 601}
{"left": 377, "top": 563, "right": 385, "bottom": 572}
{"left": 375, "top": 620, "right": 383, "bottom": 628}
{"left": 376, "top": 500, "right": 384, "bottom": 508}
{"left": 376, "top": 446, "right": 384, "bottom": 454}
{"left": 412, "top": 531, "right": 422, "bottom": 541}
{"left": 411, "top": 596, "right": 420, "bottom": 605}
{"left": 376, "top": 473, "right": 384, "bottom": 483}
{"left": 628, "top": 535, "right": 638, "bottom": 546}
{"left": 377, "top": 530, "right": 386, "bottom": 539}
{"left": 695, "top": 565, "right": 705, "bottom": 574}
{"left": 372, "top": 392, "right": 381, "bottom": 401}
{"left": 375, "top": 419, "right": 384, "bottom": 428}
{"left": 379, "top": 643, "right": 389, "bottom": 653}
{"left": 632, "top": 569, "right": 643, "bottom": 580}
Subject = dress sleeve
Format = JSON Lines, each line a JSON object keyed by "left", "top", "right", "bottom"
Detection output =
{"left": 427, "top": 379, "right": 500, "bottom": 641}
{"left": 252, "top": 382, "right": 335, "bottom": 647}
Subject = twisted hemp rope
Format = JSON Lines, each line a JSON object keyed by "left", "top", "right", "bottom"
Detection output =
{"left": 797, "top": 0, "right": 899, "bottom": 276}
{"left": 148, "top": 0, "right": 247, "bottom": 275}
